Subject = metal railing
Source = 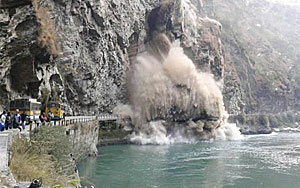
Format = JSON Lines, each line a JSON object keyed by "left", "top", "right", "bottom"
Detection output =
{"left": 29, "top": 116, "right": 97, "bottom": 132}
{"left": 28, "top": 114, "right": 119, "bottom": 132}
{"left": 64, "top": 116, "right": 97, "bottom": 126}
{"left": 98, "top": 114, "right": 118, "bottom": 121}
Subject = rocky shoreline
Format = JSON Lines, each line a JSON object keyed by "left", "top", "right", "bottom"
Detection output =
{"left": 98, "top": 111, "right": 300, "bottom": 146}
{"left": 99, "top": 137, "right": 130, "bottom": 146}
{"left": 229, "top": 111, "right": 300, "bottom": 135}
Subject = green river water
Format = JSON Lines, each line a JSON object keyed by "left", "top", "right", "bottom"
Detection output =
{"left": 78, "top": 132, "right": 300, "bottom": 188}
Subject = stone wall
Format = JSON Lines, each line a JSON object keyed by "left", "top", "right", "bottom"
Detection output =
{"left": 0, "top": 130, "right": 24, "bottom": 187}
{"left": 99, "top": 120, "right": 130, "bottom": 146}
{"left": 67, "top": 120, "right": 99, "bottom": 162}
{"left": 0, "top": 120, "right": 98, "bottom": 187}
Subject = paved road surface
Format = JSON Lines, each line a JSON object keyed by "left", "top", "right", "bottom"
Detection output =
{"left": 0, "top": 134, "right": 8, "bottom": 172}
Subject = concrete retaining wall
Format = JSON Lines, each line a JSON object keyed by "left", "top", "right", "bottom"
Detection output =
{"left": 67, "top": 120, "right": 99, "bottom": 162}
{"left": 0, "top": 119, "right": 99, "bottom": 187}
{"left": 0, "top": 130, "right": 22, "bottom": 187}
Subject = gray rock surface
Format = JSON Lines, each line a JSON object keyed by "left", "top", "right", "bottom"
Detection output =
{"left": 0, "top": 0, "right": 225, "bottom": 118}
{"left": 2, "top": 0, "right": 299, "bottom": 134}
{"left": 229, "top": 111, "right": 300, "bottom": 134}
{"left": 201, "top": 0, "right": 300, "bottom": 115}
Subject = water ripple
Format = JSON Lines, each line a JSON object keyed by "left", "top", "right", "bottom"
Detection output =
{"left": 79, "top": 132, "right": 300, "bottom": 188}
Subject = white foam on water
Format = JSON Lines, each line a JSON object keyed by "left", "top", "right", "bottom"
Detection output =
{"left": 130, "top": 121, "right": 197, "bottom": 145}
{"left": 282, "top": 127, "right": 300, "bottom": 132}
{"left": 129, "top": 121, "right": 244, "bottom": 145}
{"left": 216, "top": 123, "right": 244, "bottom": 141}
{"left": 244, "top": 132, "right": 279, "bottom": 139}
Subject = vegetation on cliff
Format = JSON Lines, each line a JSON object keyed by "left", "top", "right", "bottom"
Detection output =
{"left": 32, "top": 0, "right": 60, "bottom": 55}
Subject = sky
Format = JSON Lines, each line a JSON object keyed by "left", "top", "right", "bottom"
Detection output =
{"left": 267, "top": 0, "right": 300, "bottom": 6}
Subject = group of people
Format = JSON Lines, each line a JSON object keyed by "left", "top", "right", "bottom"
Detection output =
{"left": 38, "top": 111, "right": 54, "bottom": 125}
{"left": 0, "top": 110, "right": 65, "bottom": 132}
{"left": 0, "top": 109, "right": 27, "bottom": 132}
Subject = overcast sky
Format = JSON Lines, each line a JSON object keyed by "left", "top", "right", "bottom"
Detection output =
{"left": 267, "top": 0, "right": 300, "bottom": 5}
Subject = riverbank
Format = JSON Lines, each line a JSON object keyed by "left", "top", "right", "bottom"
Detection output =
{"left": 98, "top": 129, "right": 130, "bottom": 146}
{"left": 97, "top": 111, "right": 300, "bottom": 146}
{"left": 229, "top": 111, "right": 300, "bottom": 134}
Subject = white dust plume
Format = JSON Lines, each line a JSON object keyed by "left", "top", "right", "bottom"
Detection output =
{"left": 116, "top": 34, "right": 243, "bottom": 144}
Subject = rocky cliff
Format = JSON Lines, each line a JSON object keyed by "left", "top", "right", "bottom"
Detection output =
{"left": 201, "top": 0, "right": 300, "bottom": 115}
{"left": 0, "top": 0, "right": 224, "bottom": 116}
{"left": 2, "top": 0, "right": 298, "bottom": 133}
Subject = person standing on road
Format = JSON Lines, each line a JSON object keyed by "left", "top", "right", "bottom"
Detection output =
{"left": 47, "top": 111, "right": 52, "bottom": 122}
{"left": 14, "top": 109, "right": 22, "bottom": 132}
{"left": 5, "top": 112, "right": 11, "bottom": 130}
{"left": 38, "top": 112, "right": 44, "bottom": 127}
{"left": 0, "top": 111, "right": 6, "bottom": 131}
{"left": 21, "top": 111, "right": 27, "bottom": 130}
{"left": 47, "top": 111, "right": 54, "bottom": 126}
{"left": 43, "top": 114, "right": 47, "bottom": 124}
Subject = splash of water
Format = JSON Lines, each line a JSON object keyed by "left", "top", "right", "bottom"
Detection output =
{"left": 129, "top": 121, "right": 197, "bottom": 145}
{"left": 215, "top": 123, "right": 244, "bottom": 141}
{"left": 117, "top": 34, "right": 243, "bottom": 145}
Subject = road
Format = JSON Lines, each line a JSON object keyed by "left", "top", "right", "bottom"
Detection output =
{"left": 0, "top": 133, "right": 8, "bottom": 172}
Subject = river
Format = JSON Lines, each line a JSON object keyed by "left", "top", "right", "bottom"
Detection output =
{"left": 78, "top": 132, "right": 300, "bottom": 188}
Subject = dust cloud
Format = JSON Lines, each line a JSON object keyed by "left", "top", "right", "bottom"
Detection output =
{"left": 115, "top": 34, "right": 242, "bottom": 144}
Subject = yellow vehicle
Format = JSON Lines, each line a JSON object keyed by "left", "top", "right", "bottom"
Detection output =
{"left": 9, "top": 98, "right": 41, "bottom": 123}
{"left": 45, "top": 101, "right": 66, "bottom": 120}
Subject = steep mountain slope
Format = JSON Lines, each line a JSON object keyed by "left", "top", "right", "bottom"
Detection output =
{"left": 202, "top": 0, "right": 300, "bottom": 114}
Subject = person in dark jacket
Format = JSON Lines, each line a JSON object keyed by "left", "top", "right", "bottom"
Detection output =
{"left": 38, "top": 112, "right": 45, "bottom": 126}
{"left": 47, "top": 112, "right": 52, "bottom": 122}
{"left": 0, "top": 111, "right": 6, "bottom": 131}
{"left": 21, "top": 111, "right": 27, "bottom": 130}
{"left": 5, "top": 112, "right": 11, "bottom": 130}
